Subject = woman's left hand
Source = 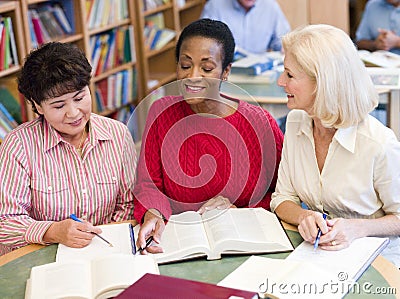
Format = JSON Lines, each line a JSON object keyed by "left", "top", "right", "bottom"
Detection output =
{"left": 197, "top": 196, "right": 237, "bottom": 214}
{"left": 318, "top": 218, "right": 359, "bottom": 250}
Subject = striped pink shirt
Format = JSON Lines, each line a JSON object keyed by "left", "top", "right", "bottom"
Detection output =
{"left": 0, "top": 113, "right": 136, "bottom": 255}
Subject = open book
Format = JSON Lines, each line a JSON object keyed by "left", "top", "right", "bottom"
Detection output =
{"left": 358, "top": 50, "right": 400, "bottom": 68}
{"left": 25, "top": 254, "right": 159, "bottom": 299}
{"left": 218, "top": 237, "right": 389, "bottom": 298}
{"left": 155, "top": 208, "right": 294, "bottom": 264}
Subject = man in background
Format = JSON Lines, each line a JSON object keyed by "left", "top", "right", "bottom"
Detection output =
{"left": 201, "top": 0, "right": 290, "bottom": 54}
{"left": 355, "top": 0, "right": 400, "bottom": 55}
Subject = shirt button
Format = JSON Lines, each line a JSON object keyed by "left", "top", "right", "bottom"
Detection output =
{"left": 47, "top": 186, "right": 52, "bottom": 191}
{"left": 112, "top": 177, "right": 117, "bottom": 181}
{"left": 82, "top": 189, "right": 87, "bottom": 194}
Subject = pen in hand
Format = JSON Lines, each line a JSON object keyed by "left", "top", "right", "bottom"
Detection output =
{"left": 313, "top": 213, "right": 327, "bottom": 251}
{"left": 69, "top": 214, "right": 113, "bottom": 247}
{"left": 137, "top": 236, "right": 154, "bottom": 253}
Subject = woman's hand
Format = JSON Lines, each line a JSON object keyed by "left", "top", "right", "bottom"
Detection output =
{"left": 318, "top": 218, "right": 360, "bottom": 251}
{"left": 297, "top": 211, "right": 329, "bottom": 247}
{"left": 136, "top": 209, "right": 165, "bottom": 254}
{"left": 43, "top": 219, "right": 102, "bottom": 248}
{"left": 298, "top": 212, "right": 360, "bottom": 250}
{"left": 197, "top": 196, "right": 237, "bottom": 215}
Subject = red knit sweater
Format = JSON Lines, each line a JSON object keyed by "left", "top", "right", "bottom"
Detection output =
{"left": 133, "top": 96, "right": 283, "bottom": 222}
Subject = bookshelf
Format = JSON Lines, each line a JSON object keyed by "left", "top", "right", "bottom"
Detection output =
{"left": 0, "top": 0, "right": 205, "bottom": 128}
{"left": 134, "top": 0, "right": 205, "bottom": 96}
{"left": 0, "top": 1, "right": 27, "bottom": 139}
{"left": 19, "top": 0, "right": 141, "bottom": 122}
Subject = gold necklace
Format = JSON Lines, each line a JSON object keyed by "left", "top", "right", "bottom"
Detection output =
{"left": 76, "top": 129, "right": 86, "bottom": 156}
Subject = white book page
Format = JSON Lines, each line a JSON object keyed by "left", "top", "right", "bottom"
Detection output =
{"left": 155, "top": 211, "right": 211, "bottom": 263}
{"left": 287, "top": 237, "right": 389, "bottom": 281}
{"left": 218, "top": 256, "right": 341, "bottom": 299}
{"left": 92, "top": 254, "right": 159, "bottom": 298}
{"left": 202, "top": 208, "right": 293, "bottom": 255}
{"left": 56, "top": 223, "right": 133, "bottom": 263}
{"left": 358, "top": 50, "right": 400, "bottom": 68}
{"left": 29, "top": 262, "right": 91, "bottom": 299}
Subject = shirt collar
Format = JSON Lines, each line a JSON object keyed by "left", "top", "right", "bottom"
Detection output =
{"left": 334, "top": 125, "right": 357, "bottom": 153}
{"left": 295, "top": 112, "right": 357, "bottom": 153}
{"left": 42, "top": 114, "right": 113, "bottom": 152}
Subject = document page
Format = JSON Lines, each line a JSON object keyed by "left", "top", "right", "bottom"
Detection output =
{"left": 156, "top": 211, "right": 211, "bottom": 263}
{"left": 203, "top": 208, "right": 293, "bottom": 256}
{"left": 287, "top": 237, "right": 389, "bottom": 281}
{"left": 56, "top": 223, "right": 134, "bottom": 262}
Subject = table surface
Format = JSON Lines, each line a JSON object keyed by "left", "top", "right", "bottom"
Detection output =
{"left": 1, "top": 223, "right": 399, "bottom": 299}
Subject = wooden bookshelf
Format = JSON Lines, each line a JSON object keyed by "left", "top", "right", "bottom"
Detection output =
{"left": 0, "top": 0, "right": 205, "bottom": 124}
{"left": 134, "top": 0, "right": 205, "bottom": 96}
{"left": 19, "top": 0, "right": 142, "bottom": 121}
{"left": 0, "top": 1, "right": 28, "bottom": 127}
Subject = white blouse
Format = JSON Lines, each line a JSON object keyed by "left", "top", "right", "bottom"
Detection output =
{"left": 271, "top": 109, "right": 400, "bottom": 267}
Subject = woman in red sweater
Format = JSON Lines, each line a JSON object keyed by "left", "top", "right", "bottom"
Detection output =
{"left": 134, "top": 19, "right": 283, "bottom": 253}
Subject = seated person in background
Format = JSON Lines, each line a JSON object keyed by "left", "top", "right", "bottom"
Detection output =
{"left": 134, "top": 19, "right": 283, "bottom": 252}
{"left": 355, "top": 0, "right": 400, "bottom": 55}
{"left": 0, "top": 42, "right": 137, "bottom": 255}
{"left": 201, "top": 0, "right": 290, "bottom": 54}
{"left": 271, "top": 24, "right": 400, "bottom": 267}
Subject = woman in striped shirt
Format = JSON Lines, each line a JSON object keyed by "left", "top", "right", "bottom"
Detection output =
{"left": 0, "top": 42, "right": 137, "bottom": 255}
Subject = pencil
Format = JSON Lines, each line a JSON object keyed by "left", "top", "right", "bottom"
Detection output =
{"left": 70, "top": 214, "right": 114, "bottom": 247}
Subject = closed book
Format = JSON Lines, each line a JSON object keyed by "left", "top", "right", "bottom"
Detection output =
{"left": 231, "top": 56, "right": 273, "bottom": 76}
{"left": 115, "top": 273, "right": 258, "bottom": 299}
{"left": 51, "top": 4, "right": 73, "bottom": 34}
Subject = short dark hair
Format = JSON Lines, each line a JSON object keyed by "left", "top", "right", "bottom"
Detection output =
{"left": 175, "top": 18, "right": 235, "bottom": 70}
{"left": 18, "top": 42, "right": 92, "bottom": 114}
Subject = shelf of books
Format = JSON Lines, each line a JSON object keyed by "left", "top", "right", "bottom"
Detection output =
{"left": 0, "top": 0, "right": 205, "bottom": 142}
{"left": 18, "top": 0, "right": 141, "bottom": 125}
{"left": 135, "top": 0, "right": 205, "bottom": 96}
{"left": 0, "top": 1, "right": 27, "bottom": 142}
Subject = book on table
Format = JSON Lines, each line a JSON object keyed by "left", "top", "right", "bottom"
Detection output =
{"left": 25, "top": 254, "right": 159, "bottom": 299}
{"left": 218, "top": 236, "right": 389, "bottom": 298}
{"left": 26, "top": 223, "right": 159, "bottom": 299}
{"left": 114, "top": 273, "right": 259, "bottom": 299}
{"left": 154, "top": 208, "right": 294, "bottom": 264}
{"left": 358, "top": 50, "right": 400, "bottom": 68}
{"left": 56, "top": 210, "right": 293, "bottom": 265}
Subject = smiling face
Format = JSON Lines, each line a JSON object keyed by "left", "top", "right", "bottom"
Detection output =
{"left": 34, "top": 86, "right": 92, "bottom": 143}
{"left": 177, "top": 36, "right": 230, "bottom": 106}
{"left": 277, "top": 52, "right": 316, "bottom": 114}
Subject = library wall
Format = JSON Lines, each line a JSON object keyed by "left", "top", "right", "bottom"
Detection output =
{"left": 0, "top": 0, "right": 208, "bottom": 143}
{"left": 0, "top": 0, "right": 364, "bottom": 143}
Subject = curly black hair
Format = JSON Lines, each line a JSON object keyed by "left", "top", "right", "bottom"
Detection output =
{"left": 18, "top": 42, "right": 92, "bottom": 114}
{"left": 175, "top": 18, "right": 235, "bottom": 70}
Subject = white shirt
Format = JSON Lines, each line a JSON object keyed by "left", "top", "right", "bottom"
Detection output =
{"left": 271, "top": 110, "right": 400, "bottom": 267}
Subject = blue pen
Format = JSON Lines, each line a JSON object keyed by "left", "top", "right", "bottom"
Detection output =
{"left": 70, "top": 214, "right": 113, "bottom": 247}
{"left": 313, "top": 213, "right": 327, "bottom": 251}
{"left": 129, "top": 223, "right": 136, "bottom": 255}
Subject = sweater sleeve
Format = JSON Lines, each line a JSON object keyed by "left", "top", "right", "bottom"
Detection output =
{"left": 133, "top": 100, "right": 173, "bottom": 222}
{"left": 257, "top": 110, "right": 284, "bottom": 210}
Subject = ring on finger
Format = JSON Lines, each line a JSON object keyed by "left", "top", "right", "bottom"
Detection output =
{"left": 331, "top": 240, "right": 337, "bottom": 246}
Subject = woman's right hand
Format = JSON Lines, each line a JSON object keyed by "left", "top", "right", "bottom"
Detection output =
{"left": 43, "top": 219, "right": 102, "bottom": 248}
{"left": 297, "top": 211, "right": 329, "bottom": 245}
{"left": 136, "top": 209, "right": 165, "bottom": 254}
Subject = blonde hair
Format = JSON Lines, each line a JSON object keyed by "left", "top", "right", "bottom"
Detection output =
{"left": 282, "top": 24, "right": 378, "bottom": 128}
